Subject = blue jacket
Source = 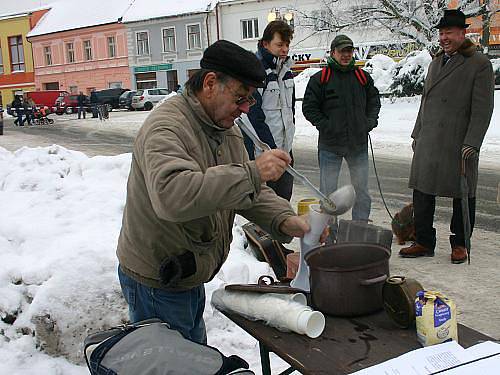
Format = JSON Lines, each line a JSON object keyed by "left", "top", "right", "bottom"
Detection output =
{"left": 243, "top": 46, "right": 295, "bottom": 159}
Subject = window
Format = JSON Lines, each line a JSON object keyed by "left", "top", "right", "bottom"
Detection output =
{"left": 162, "top": 27, "right": 176, "bottom": 52}
{"left": 66, "top": 42, "right": 75, "bottom": 63}
{"left": 9, "top": 35, "right": 25, "bottom": 72}
{"left": 107, "top": 36, "right": 116, "bottom": 58}
{"left": 187, "top": 24, "right": 201, "bottom": 49}
{"left": 241, "top": 19, "right": 259, "bottom": 40}
{"left": 136, "top": 31, "right": 150, "bottom": 56}
{"left": 44, "top": 46, "right": 52, "bottom": 66}
{"left": 0, "top": 45, "right": 3, "bottom": 74}
{"left": 83, "top": 40, "right": 92, "bottom": 61}
{"left": 108, "top": 81, "right": 122, "bottom": 88}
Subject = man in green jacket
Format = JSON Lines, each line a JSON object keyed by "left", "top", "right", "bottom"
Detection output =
{"left": 302, "top": 35, "right": 380, "bottom": 232}
{"left": 117, "top": 40, "right": 320, "bottom": 344}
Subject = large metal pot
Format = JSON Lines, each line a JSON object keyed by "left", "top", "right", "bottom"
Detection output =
{"left": 305, "top": 243, "right": 390, "bottom": 317}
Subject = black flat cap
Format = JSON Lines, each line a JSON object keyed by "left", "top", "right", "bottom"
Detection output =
{"left": 434, "top": 9, "right": 469, "bottom": 29}
{"left": 200, "top": 40, "right": 266, "bottom": 88}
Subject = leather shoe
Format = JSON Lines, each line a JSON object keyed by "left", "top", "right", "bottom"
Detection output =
{"left": 399, "top": 242, "right": 434, "bottom": 258}
{"left": 451, "top": 246, "right": 468, "bottom": 264}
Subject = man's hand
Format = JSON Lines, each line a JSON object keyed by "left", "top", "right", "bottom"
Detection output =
{"left": 279, "top": 215, "right": 329, "bottom": 243}
{"left": 255, "top": 149, "right": 291, "bottom": 182}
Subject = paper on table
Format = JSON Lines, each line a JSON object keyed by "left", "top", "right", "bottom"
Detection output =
{"left": 437, "top": 341, "right": 500, "bottom": 375}
{"left": 350, "top": 341, "right": 471, "bottom": 375}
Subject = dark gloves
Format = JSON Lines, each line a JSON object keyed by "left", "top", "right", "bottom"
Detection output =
{"left": 462, "top": 144, "right": 478, "bottom": 160}
{"left": 159, "top": 252, "right": 196, "bottom": 288}
{"left": 411, "top": 139, "right": 416, "bottom": 152}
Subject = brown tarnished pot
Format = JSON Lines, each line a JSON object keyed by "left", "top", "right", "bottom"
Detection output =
{"left": 382, "top": 276, "right": 423, "bottom": 328}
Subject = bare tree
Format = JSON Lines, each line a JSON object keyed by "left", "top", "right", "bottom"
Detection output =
{"left": 295, "top": 0, "right": 499, "bottom": 49}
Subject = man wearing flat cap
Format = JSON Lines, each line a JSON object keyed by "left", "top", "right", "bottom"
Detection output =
{"left": 116, "top": 40, "right": 324, "bottom": 343}
{"left": 400, "top": 9, "right": 494, "bottom": 263}
{"left": 302, "top": 34, "right": 381, "bottom": 236}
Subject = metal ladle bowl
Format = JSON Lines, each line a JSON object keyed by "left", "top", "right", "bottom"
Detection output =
{"left": 323, "top": 185, "right": 356, "bottom": 216}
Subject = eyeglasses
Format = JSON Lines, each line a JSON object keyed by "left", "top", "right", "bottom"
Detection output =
{"left": 224, "top": 84, "right": 257, "bottom": 107}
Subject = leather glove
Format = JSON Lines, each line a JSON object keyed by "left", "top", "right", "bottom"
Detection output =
{"left": 461, "top": 144, "right": 478, "bottom": 160}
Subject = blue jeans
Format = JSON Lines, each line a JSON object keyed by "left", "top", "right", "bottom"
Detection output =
{"left": 118, "top": 266, "right": 207, "bottom": 344}
{"left": 318, "top": 147, "right": 371, "bottom": 221}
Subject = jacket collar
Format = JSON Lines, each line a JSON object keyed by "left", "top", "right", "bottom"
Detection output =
{"left": 257, "top": 45, "right": 292, "bottom": 70}
{"left": 434, "top": 38, "right": 476, "bottom": 59}
{"left": 182, "top": 90, "right": 228, "bottom": 140}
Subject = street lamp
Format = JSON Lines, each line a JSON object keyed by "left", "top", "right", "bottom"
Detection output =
{"left": 267, "top": 7, "right": 294, "bottom": 27}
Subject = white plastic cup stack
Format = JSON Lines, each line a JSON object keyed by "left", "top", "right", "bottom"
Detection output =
{"left": 286, "top": 305, "right": 326, "bottom": 338}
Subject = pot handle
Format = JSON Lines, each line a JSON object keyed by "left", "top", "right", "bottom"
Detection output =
{"left": 360, "top": 274, "right": 388, "bottom": 286}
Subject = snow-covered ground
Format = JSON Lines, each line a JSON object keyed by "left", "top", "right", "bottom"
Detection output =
{"left": 0, "top": 91, "right": 498, "bottom": 374}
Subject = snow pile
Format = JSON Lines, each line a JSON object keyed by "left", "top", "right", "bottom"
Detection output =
{"left": 364, "top": 54, "right": 397, "bottom": 94}
{"left": 294, "top": 51, "right": 432, "bottom": 98}
{"left": 389, "top": 50, "right": 432, "bottom": 97}
{"left": 294, "top": 67, "right": 321, "bottom": 99}
{"left": 0, "top": 145, "right": 277, "bottom": 373}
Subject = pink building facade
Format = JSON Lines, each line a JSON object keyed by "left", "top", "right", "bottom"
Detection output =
{"left": 29, "top": 23, "right": 131, "bottom": 94}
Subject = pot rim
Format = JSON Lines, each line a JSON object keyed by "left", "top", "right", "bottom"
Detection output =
{"left": 305, "top": 242, "right": 391, "bottom": 272}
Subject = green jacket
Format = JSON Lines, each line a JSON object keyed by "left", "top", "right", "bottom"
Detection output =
{"left": 302, "top": 59, "right": 381, "bottom": 154}
{"left": 117, "top": 91, "right": 295, "bottom": 290}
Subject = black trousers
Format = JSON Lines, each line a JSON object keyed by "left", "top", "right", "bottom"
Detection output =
{"left": 413, "top": 189, "right": 476, "bottom": 250}
{"left": 266, "top": 150, "right": 294, "bottom": 201}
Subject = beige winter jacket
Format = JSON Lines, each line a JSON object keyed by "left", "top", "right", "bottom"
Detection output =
{"left": 117, "top": 90, "right": 295, "bottom": 290}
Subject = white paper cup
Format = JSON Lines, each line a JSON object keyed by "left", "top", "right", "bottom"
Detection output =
{"left": 303, "top": 204, "right": 331, "bottom": 245}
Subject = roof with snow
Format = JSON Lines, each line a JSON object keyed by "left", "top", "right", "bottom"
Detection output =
{"left": 27, "top": 0, "right": 133, "bottom": 38}
{"left": 121, "top": 0, "right": 212, "bottom": 23}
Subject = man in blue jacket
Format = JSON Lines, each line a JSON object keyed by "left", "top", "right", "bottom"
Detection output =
{"left": 243, "top": 20, "right": 295, "bottom": 201}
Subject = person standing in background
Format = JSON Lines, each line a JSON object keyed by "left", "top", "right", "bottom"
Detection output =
{"left": 77, "top": 92, "right": 87, "bottom": 119}
{"left": 302, "top": 34, "right": 381, "bottom": 228}
{"left": 242, "top": 20, "right": 296, "bottom": 201}
{"left": 399, "top": 9, "right": 494, "bottom": 264}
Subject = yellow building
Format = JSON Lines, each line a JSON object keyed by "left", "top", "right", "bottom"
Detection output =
{"left": 0, "top": 9, "right": 47, "bottom": 107}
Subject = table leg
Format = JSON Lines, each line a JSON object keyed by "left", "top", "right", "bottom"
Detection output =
{"left": 259, "top": 341, "right": 272, "bottom": 375}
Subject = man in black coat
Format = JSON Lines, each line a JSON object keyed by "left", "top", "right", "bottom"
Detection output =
{"left": 302, "top": 35, "right": 381, "bottom": 227}
{"left": 77, "top": 91, "right": 87, "bottom": 119}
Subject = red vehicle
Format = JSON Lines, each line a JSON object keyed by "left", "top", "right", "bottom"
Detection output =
{"left": 26, "top": 90, "right": 69, "bottom": 113}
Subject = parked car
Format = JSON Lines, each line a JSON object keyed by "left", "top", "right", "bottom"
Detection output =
{"left": 119, "top": 90, "right": 137, "bottom": 110}
{"left": 94, "top": 88, "right": 129, "bottom": 111}
{"left": 26, "top": 90, "right": 69, "bottom": 113}
{"left": 55, "top": 94, "right": 90, "bottom": 115}
{"left": 131, "top": 88, "right": 170, "bottom": 110}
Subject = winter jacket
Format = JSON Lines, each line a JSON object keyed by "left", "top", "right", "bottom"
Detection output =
{"left": 77, "top": 94, "right": 87, "bottom": 106}
{"left": 117, "top": 90, "right": 295, "bottom": 290}
{"left": 243, "top": 46, "right": 295, "bottom": 159}
{"left": 302, "top": 59, "right": 381, "bottom": 154}
{"left": 409, "top": 39, "right": 494, "bottom": 198}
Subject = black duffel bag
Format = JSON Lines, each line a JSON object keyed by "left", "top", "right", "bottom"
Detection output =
{"left": 84, "top": 319, "right": 254, "bottom": 375}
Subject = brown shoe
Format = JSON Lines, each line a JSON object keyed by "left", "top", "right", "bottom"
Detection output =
{"left": 451, "top": 246, "right": 468, "bottom": 264}
{"left": 399, "top": 242, "right": 434, "bottom": 258}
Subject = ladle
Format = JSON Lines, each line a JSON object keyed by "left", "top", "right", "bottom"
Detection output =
{"left": 234, "top": 117, "right": 355, "bottom": 215}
